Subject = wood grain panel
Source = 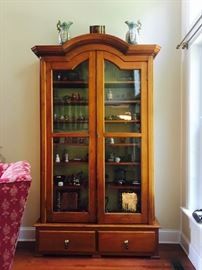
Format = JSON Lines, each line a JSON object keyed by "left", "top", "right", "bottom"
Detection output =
{"left": 38, "top": 230, "right": 96, "bottom": 253}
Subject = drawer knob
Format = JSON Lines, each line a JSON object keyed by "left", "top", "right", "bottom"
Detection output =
{"left": 123, "top": 239, "right": 129, "bottom": 250}
{"left": 64, "top": 239, "right": 70, "bottom": 249}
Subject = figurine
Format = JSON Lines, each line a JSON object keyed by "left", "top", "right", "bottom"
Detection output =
{"left": 55, "top": 154, "right": 60, "bottom": 163}
{"left": 125, "top": 20, "right": 141, "bottom": 44}
{"left": 57, "top": 20, "right": 73, "bottom": 44}
{"left": 62, "top": 150, "right": 69, "bottom": 163}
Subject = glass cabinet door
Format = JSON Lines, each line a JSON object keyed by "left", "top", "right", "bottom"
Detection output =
{"left": 105, "top": 61, "right": 141, "bottom": 133}
{"left": 53, "top": 61, "right": 89, "bottom": 132}
{"left": 48, "top": 59, "right": 96, "bottom": 222}
{"left": 99, "top": 59, "right": 147, "bottom": 224}
{"left": 53, "top": 136, "right": 89, "bottom": 212}
{"left": 105, "top": 137, "right": 141, "bottom": 213}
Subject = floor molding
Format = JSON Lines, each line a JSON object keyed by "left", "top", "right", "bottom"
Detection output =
{"left": 18, "top": 227, "right": 181, "bottom": 243}
{"left": 180, "top": 231, "right": 202, "bottom": 270}
{"left": 159, "top": 229, "right": 180, "bottom": 244}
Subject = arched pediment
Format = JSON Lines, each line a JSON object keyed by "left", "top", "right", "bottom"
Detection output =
{"left": 32, "top": 33, "right": 160, "bottom": 58}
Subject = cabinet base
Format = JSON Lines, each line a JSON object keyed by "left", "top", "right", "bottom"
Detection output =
{"left": 35, "top": 219, "right": 160, "bottom": 257}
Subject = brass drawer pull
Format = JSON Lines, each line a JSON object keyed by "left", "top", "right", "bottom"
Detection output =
{"left": 123, "top": 239, "right": 129, "bottom": 250}
{"left": 64, "top": 239, "right": 70, "bottom": 249}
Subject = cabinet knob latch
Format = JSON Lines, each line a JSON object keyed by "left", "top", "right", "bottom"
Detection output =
{"left": 64, "top": 239, "right": 70, "bottom": 249}
{"left": 123, "top": 239, "right": 129, "bottom": 250}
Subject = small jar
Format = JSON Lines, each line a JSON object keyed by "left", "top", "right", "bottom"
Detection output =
{"left": 115, "top": 157, "right": 121, "bottom": 163}
{"left": 90, "top": 25, "right": 105, "bottom": 34}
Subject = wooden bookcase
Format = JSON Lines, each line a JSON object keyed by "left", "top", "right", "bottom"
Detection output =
{"left": 32, "top": 33, "right": 160, "bottom": 257}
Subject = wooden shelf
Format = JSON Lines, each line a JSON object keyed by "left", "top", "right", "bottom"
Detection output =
{"left": 107, "top": 183, "right": 141, "bottom": 189}
{"left": 105, "top": 100, "right": 140, "bottom": 105}
{"left": 54, "top": 120, "right": 88, "bottom": 124}
{"left": 53, "top": 143, "right": 88, "bottom": 147}
{"left": 54, "top": 160, "right": 88, "bottom": 165}
{"left": 106, "top": 162, "right": 140, "bottom": 166}
{"left": 53, "top": 80, "right": 87, "bottom": 86}
{"left": 106, "top": 143, "right": 140, "bottom": 147}
{"left": 105, "top": 80, "right": 140, "bottom": 84}
{"left": 54, "top": 101, "right": 88, "bottom": 106}
{"left": 105, "top": 120, "right": 140, "bottom": 123}
{"left": 55, "top": 183, "right": 88, "bottom": 190}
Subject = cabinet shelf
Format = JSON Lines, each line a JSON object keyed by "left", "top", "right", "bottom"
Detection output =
{"left": 55, "top": 183, "right": 87, "bottom": 190}
{"left": 54, "top": 120, "right": 88, "bottom": 124}
{"left": 54, "top": 101, "right": 88, "bottom": 106}
{"left": 105, "top": 80, "right": 140, "bottom": 84}
{"left": 53, "top": 81, "right": 88, "bottom": 87}
{"left": 105, "top": 100, "right": 140, "bottom": 105}
{"left": 107, "top": 183, "right": 141, "bottom": 190}
{"left": 54, "top": 143, "right": 88, "bottom": 147}
{"left": 105, "top": 120, "right": 140, "bottom": 123}
{"left": 106, "top": 143, "right": 140, "bottom": 147}
{"left": 54, "top": 160, "right": 88, "bottom": 165}
{"left": 106, "top": 162, "right": 140, "bottom": 166}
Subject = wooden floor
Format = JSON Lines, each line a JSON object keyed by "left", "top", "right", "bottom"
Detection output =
{"left": 12, "top": 243, "right": 195, "bottom": 270}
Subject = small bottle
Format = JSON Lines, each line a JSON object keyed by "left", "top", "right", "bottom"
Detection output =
{"left": 107, "top": 89, "right": 113, "bottom": 100}
{"left": 65, "top": 152, "right": 69, "bottom": 163}
{"left": 55, "top": 154, "right": 60, "bottom": 163}
{"left": 109, "top": 137, "right": 114, "bottom": 144}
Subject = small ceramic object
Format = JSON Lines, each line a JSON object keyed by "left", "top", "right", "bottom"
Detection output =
{"left": 115, "top": 157, "right": 121, "bottom": 163}
{"left": 58, "top": 181, "right": 64, "bottom": 187}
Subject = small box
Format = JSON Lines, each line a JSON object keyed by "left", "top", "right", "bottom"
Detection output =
{"left": 61, "top": 191, "right": 79, "bottom": 211}
{"left": 90, "top": 25, "right": 105, "bottom": 34}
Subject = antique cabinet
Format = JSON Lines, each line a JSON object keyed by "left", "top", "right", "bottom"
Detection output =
{"left": 32, "top": 34, "right": 160, "bottom": 257}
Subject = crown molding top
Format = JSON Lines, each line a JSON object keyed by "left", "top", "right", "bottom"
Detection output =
{"left": 31, "top": 33, "right": 161, "bottom": 58}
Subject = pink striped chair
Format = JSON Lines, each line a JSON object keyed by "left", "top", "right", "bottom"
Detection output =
{"left": 0, "top": 161, "right": 31, "bottom": 270}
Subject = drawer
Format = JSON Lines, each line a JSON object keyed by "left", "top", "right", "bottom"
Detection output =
{"left": 38, "top": 230, "right": 96, "bottom": 253}
{"left": 98, "top": 231, "right": 156, "bottom": 253}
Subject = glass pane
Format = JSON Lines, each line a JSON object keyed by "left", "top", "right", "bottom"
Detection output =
{"left": 105, "top": 137, "right": 141, "bottom": 213}
{"left": 53, "top": 61, "right": 88, "bottom": 133}
{"left": 53, "top": 136, "right": 89, "bottom": 212}
{"left": 105, "top": 61, "right": 141, "bottom": 133}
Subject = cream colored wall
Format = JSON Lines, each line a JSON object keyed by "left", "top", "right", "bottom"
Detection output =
{"left": 0, "top": 0, "right": 181, "bottom": 229}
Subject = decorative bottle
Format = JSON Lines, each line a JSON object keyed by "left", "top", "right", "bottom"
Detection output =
{"left": 57, "top": 20, "right": 73, "bottom": 44}
{"left": 125, "top": 20, "right": 141, "bottom": 44}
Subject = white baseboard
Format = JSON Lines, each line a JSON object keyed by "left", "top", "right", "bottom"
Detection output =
{"left": 18, "top": 227, "right": 180, "bottom": 244}
{"left": 180, "top": 232, "right": 202, "bottom": 270}
{"left": 159, "top": 229, "right": 181, "bottom": 243}
{"left": 18, "top": 227, "right": 35, "bottom": 241}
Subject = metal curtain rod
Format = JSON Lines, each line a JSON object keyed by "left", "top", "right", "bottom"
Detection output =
{"left": 176, "top": 13, "right": 202, "bottom": 49}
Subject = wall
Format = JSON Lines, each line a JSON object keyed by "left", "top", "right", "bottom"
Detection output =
{"left": 0, "top": 0, "right": 181, "bottom": 235}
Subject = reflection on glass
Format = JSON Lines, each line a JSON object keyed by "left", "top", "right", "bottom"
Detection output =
{"left": 53, "top": 137, "right": 89, "bottom": 212}
{"left": 105, "top": 137, "right": 141, "bottom": 213}
{"left": 105, "top": 61, "right": 141, "bottom": 133}
{"left": 53, "top": 61, "right": 89, "bottom": 132}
